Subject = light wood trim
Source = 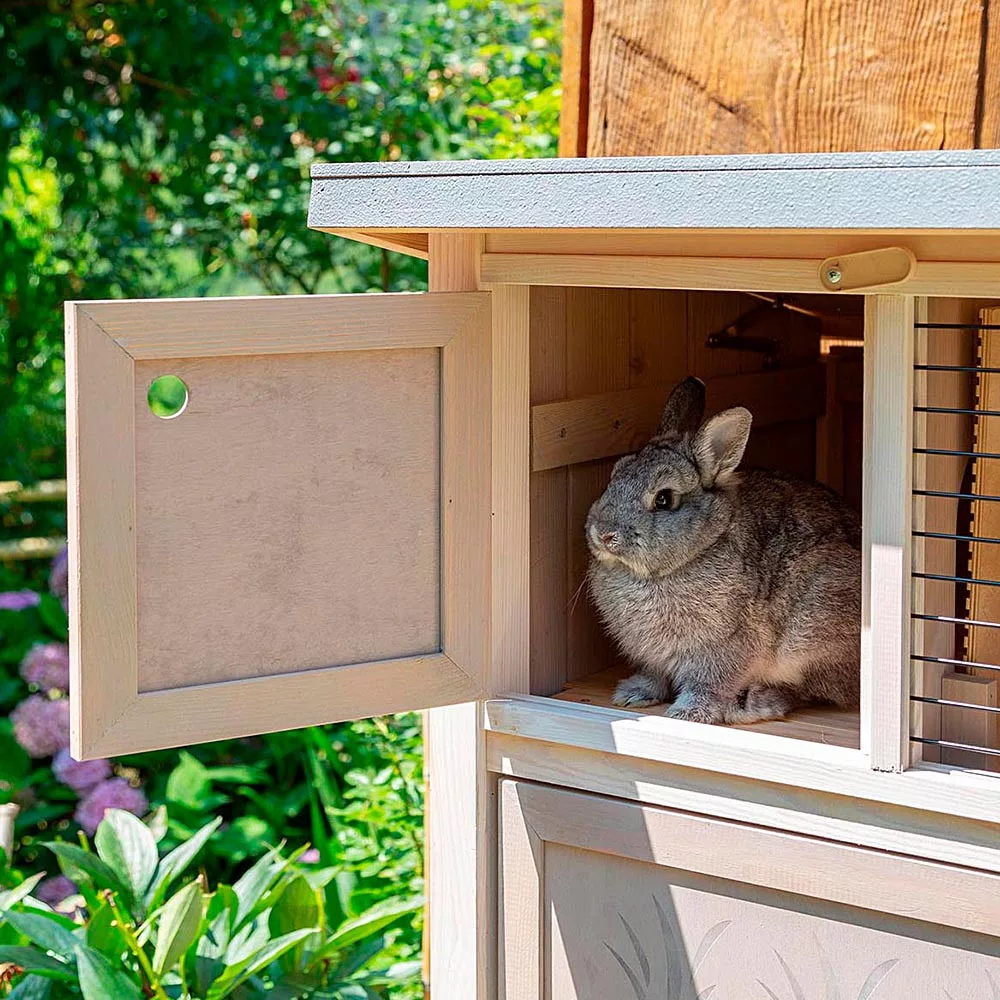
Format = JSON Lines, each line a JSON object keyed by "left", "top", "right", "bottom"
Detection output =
{"left": 557, "top": 0, "right": 593, "bottom": 158}
{"left": 862, "top": 295, "right": 916, "bottom": 772}
{"left": 480, "top": 253, "right": 1000, "bottom": 296}
{"left": 490, "top": 284, "right": 531, "bottom": 693}
{"left": 819, "top": 247, "right": 915, "bottom": 291}
{"left": 498, "top": 780, "right": 543, "bottom": 1000}
{"left": 426, "top": 233, "right": 495, "bottom": 1000}
{"left": 487, "top": 731, "right": 1000, "bottom": 875}
{"left": 325, "top": 229, "right": 430, "bottom": 259}
{"left": 507, "top": 781, "right": 1000, "bottom": 939}
{"left": 485, "top": 695, "right": 1000, "bottom": 825}
{"left": 80, "top": 292, "right": 486, "bottom": 358}
{"left": 91, "top": 654, "right": 471, "bottom": 757}
{"left": 66, "top": 307, "right": 137, "bottom": 760}
{"left": 531, "top": 366, "right": 826, "bottom": 471}
{"left": 484, "top": 229, "right": 1000, "bottom": 263}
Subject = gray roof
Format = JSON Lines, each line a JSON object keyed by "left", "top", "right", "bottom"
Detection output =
{"left": 308, "top": 148, "right": 1000, "bottom": 231}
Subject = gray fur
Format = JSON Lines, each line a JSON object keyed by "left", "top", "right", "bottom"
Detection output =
{"left": 586, "top": 376, "right": 861, "bottom": 725}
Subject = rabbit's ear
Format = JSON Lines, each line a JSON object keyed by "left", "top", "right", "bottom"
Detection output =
{"left": 692, "top": 407, "right": 752, "bottom": 486}
{"left": 656, "top": 377, "right": 706, "bottom": 437}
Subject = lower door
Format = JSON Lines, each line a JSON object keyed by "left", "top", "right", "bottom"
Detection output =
{"left": 499, "top": 780, "right": 1000, "bottom": 999}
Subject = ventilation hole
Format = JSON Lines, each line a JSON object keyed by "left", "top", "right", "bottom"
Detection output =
{"left": 147, "top": 375, "right": 189, "bottom": 419}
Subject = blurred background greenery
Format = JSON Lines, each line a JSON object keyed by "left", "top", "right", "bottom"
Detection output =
{"left": 0, "top": 2, "right": 561, "bottom": 993}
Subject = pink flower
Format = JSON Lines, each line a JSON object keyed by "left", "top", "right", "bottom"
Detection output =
{"left": 34, "top": 875, "right": 77, "bottom": 906}
{"left": 11, "top": 695, "right": 70, "bottom": 758}
{"left": 300, "top": 848, "right": 320, "bottom": 864}
{"left": 273, "top": 83, "right": 288, "bottom": 100}
{"left": 74, "top": 779, "right": 148, "bottom": 835}
{"left": 49, "top": 547, "right": 68, "bottom": 610}
{"left": 0, "top": 590, "right": 41, "bottom": 612}
{"left": 20, "top": 642, "right": 70, "bottom": 692}
{"left": 52, "top": 749, "right": 111, "bottom": 794}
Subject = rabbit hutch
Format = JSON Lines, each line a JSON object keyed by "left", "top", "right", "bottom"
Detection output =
{"left": 66, "top": 150, "right": 1000, "bottom": 999}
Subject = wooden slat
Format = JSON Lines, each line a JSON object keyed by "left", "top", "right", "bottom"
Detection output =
{"left": 557, "top": 0, "right": 593, "bottom": 157}
{"left": 481, "top": 253, "right": 1000, "bottom": 297}
{"left": 940, "top": 672, "right": 1000, "bottom": 771}
{"left": 532, "top": 366, "right": 826, "bottom": 471}
{"left": 862, "top": 295, "right": 915, "bottom": 772}
{"left": 529, "top": 287, "right": 569, "bottom": 695}
{"left": 585, "top": 0, "right": 983, "bottom": 157}
{"left": 326, "top": 229, "right": 429, "bottom": 259}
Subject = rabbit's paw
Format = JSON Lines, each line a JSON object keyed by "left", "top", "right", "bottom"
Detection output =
{"left": 612, "top": 672, "right": 668, "bottom": 708}
{"left": 666, "top": 696, "right": 724, "bottom": 724}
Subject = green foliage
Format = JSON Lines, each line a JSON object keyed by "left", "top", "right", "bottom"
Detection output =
{"left": 0, "top": 808, "right": 422, "bottom": 998}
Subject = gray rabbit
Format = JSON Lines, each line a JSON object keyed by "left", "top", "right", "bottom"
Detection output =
{"left": 586, "top": 376, "right": 861, "bottom": 724}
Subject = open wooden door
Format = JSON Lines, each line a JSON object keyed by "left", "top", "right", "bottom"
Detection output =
{"left": 65, "top": 291, "right": 492, "bottom": 758}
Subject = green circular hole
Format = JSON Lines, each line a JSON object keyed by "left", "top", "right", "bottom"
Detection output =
{"left": 147, "top": 375, "right": 189, "bottom": 419}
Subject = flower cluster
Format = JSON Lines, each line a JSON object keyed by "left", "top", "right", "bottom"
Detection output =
{"left": 4, "top": 549, "right": 149, "bottom": 902}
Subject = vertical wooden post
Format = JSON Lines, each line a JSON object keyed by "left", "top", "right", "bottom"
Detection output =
{"left": 861, "top": 295, "right": 915, "bottom": 772}
{"left": 426, "top": 233, "right": 530, "bottom": 1000}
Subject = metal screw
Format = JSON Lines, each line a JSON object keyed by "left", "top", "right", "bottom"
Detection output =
{"left": 826, "top": 266, "right": 843, "bottom": 285}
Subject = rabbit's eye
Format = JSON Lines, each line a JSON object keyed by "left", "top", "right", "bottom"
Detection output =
{"left": 653, "top": 489, "right": 676, "bottom": 511}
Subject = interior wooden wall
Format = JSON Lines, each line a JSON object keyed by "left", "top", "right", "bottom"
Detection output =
{"left": 529, "top": 287, "right": 833, "bottom": 695}
{"left": 560, "top": 0, "right": 1000, "bottom": 157}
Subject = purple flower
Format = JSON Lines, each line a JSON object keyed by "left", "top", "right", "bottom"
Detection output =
{"left": 20, "top": 642, "right": 70, "bottom": 693}
{"left": 300, "top": 848, "right": 320, "bottom": 864}
{"left": 52, "top": 749, "right": 111, "bottom": 794}
{"left": 74, "top": 779, "right": 149, "bottom": 835}
{"left": 11, "top": 695, "right": 70, "bottom": 758}
{"left": 49, "top": 547, "right": 68, "bottom": 610}
{"left": 34, "top": 875, "right": 77, "bottom": 906}
{"left": 0, "top": 590, "right": 41, "bottom": 612}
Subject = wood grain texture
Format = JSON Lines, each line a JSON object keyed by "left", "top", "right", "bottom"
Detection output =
{"left": 66, "top": 308, "right": 136, "bottom": 759}
{"left": 558, "top": 0, "right": 593, "bottom": 157}
{"left": 425, "top": 232, "right": 495, "bottom": 1000}
{"left": 586, "top": 0, "right": 985, "bottom": 157}
{"left": 81, "top": 293, "right": 484, "bottom": 358}
{"left": 529, "top": 287, "right": 569, "bottom": 695}
{"left": 487, "top": 731, "right": 1000, "bottom": 874}
{"left": 861, "top": 295, "right": 915, "bottom": 771}
{"left": 505, "top": 781, "right": 1000, "bottom": 939}
{"left": 532, "top": 366, "right": 826, "bottom": 471}
{"left": 481, "top": 253, "right": 1000, "bottom": 297}
{"left": 564, "top": 288, "right": 630, "bottom": 680}
{"left": 490, "top": 284, "right": 531, "bottom": 695}
{"left": 941, "top": 673, "right": 1000, "bottom": 772}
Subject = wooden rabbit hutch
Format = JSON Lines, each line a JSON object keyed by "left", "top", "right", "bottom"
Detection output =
{"left": 67, "top": 151, "right": 1000, "bottom": 999}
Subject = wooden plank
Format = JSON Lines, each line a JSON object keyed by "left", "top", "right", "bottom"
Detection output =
{"left": 66, "top": 308, "right": 136, "bottom": 760}
{"left": 480, "top": 253, "right": 1000, "bottom": 297}
{"left": 498, "top": 780, "right": 543, "bottom": 1000}
{"left": 861, "top": 295, "right": 915, "bottom": 772}
{"left": 564, "top": 289, "right": 630, "bottom": 681}
{"left": 82, "top": 292, "right": 485, "bottom": 358}
{"left": 426, "top": 233, "right": 495, "bottom": 1000}
{"left": 529, "top": 287, "right": 569, "bottom": 695}
{"left": 941, "top": 673, "right": 1000, "bottom": 771}
{"left": 485, "top": 694, "right": 1000, "bottom": 825}
{"left": 532, "top": 366, "right": 826, "bottom": 471}
{"left": 557, "top": 0, "right": 593, "bottom": 157}
{"left": 582, "top": 1, "right": 982, "bottom": 157}
{"left": 490, "top": 283, "right": 531, "bottom": 695}
{"left": 486, "top": 731, "right": 1000, "bottom": 875}
{"left": 510, "top": 781, "right": 1000, "bottom": 939}
{"left": 485, "top": 228, "right": 1000, "bottom": 263}
{"left": 327, "top": 229, "right": 429, "bottom": 259}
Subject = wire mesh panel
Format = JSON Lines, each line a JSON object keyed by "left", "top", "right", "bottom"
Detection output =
{"left": 911, "top": 311, "right": 1000, "bottom": 771}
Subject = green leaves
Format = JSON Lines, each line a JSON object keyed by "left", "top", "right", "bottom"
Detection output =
{"left": 0, "top": 945, "right": 74, "bottom": 981}
{"left": 75, "top": 946, "right": 145, "bottom": 1000}
{"left": 146, "top": 815, "right": 222, "bottom": 908}
{"left": 94, "top": 809, "right": 159, "bottom": 910}
{"left": 45, "top": 842, "right": 128, "bottom": 903}
{"left": 152, "top": 881, "right": 204, "bottom": 976}
{"left": 0, "top": 908, "right": 79, "bottom": 958}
